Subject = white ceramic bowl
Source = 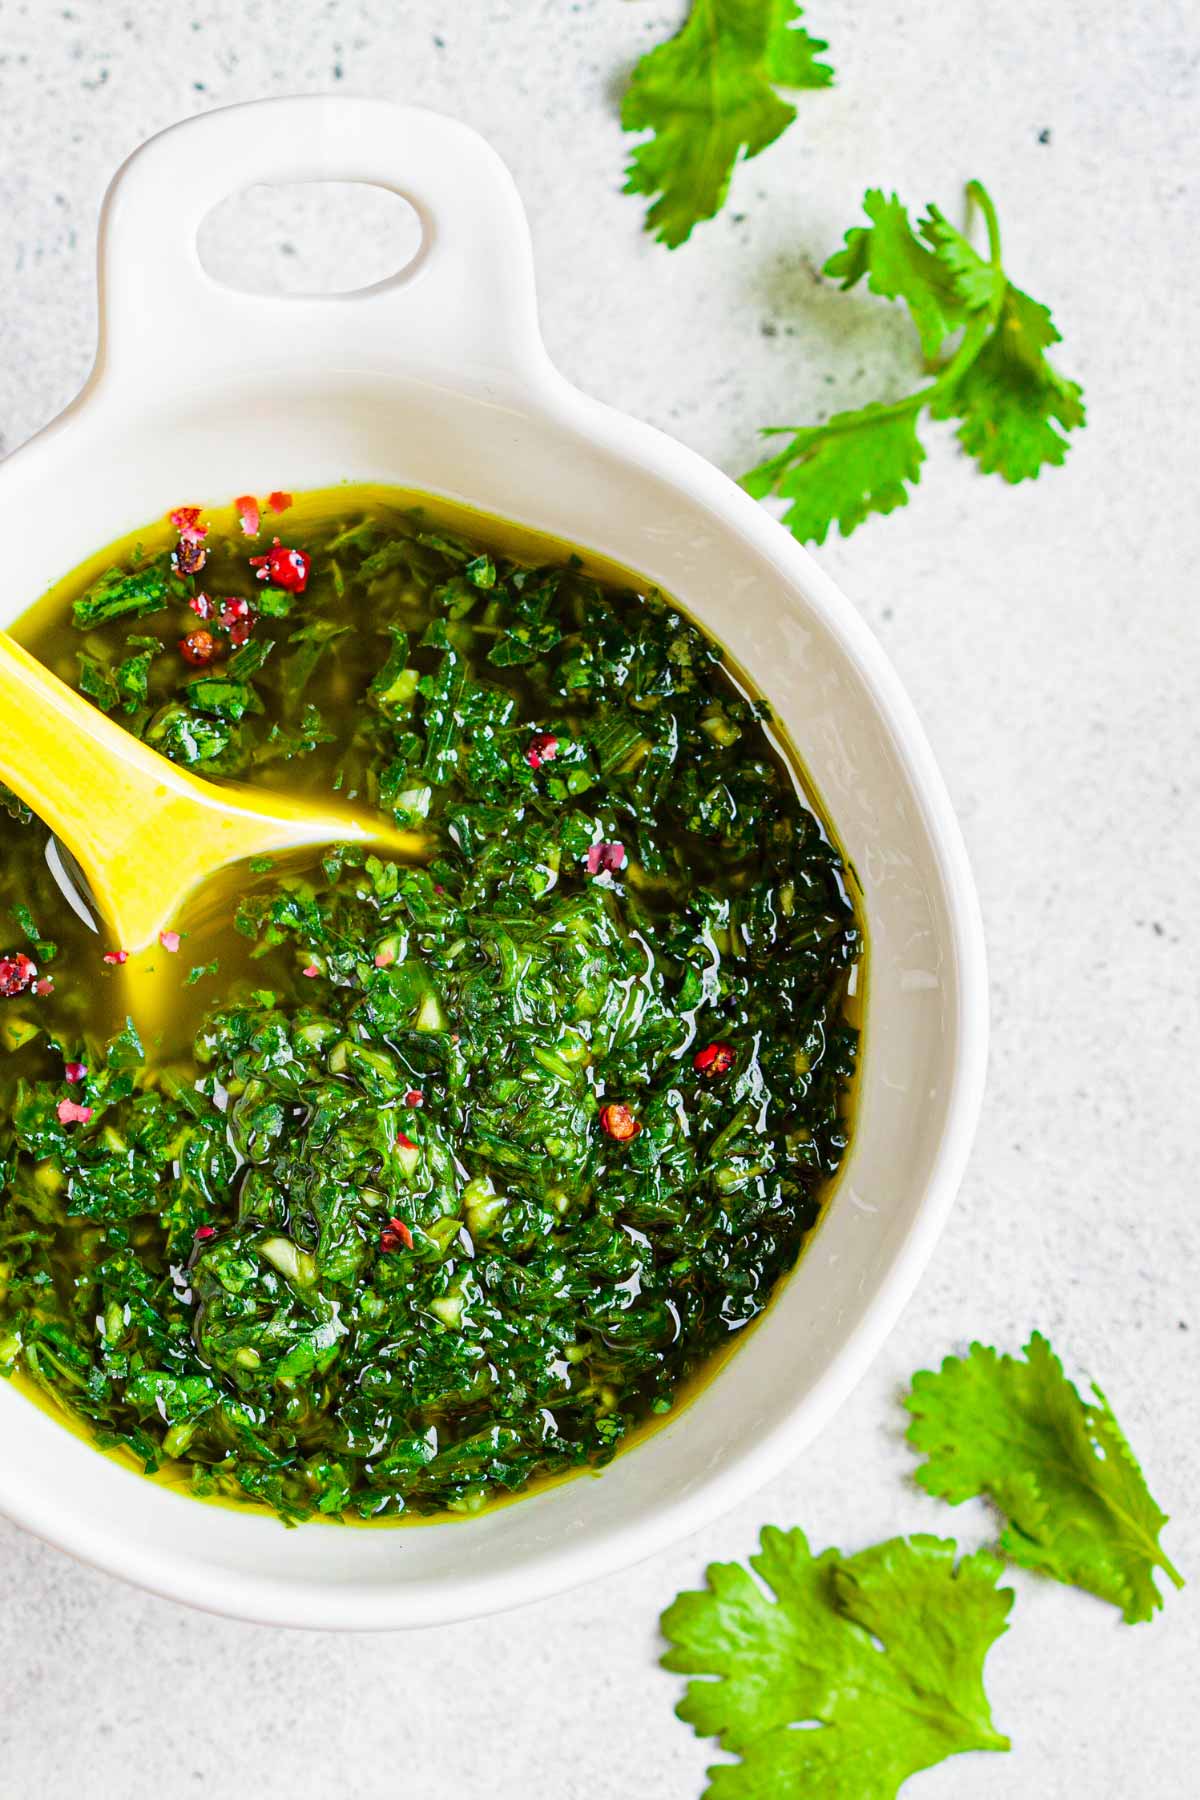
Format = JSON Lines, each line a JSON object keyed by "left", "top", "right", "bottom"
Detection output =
{"left": 0, "top": 96, "right": 987, "bottom": 1628}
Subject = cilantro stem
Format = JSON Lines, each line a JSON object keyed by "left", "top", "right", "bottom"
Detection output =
{"left": 758, "top": 310, "right": 991, "bottom": 444}
{"left": 966, "top": 179, "right": 1003, "bottom": 270}
{"left": 760, "top": 180, "right": 1008, "bottom": 448}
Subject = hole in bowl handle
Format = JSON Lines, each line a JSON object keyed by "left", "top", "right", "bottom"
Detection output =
{"left": 95, "top": 97, "right": 550, "bottom": 392}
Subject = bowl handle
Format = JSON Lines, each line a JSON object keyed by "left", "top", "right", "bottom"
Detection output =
{"left": 95, "top": 96, "right": 550, "bottom": 393}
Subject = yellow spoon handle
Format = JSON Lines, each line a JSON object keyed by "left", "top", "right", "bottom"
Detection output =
{"left": 0, "top": 629, "right": 203, "bottom": 864}
{"left": 0, "top": 630, "right": 425, "bottom": 952}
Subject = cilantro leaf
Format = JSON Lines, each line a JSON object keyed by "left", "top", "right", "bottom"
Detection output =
{"left": 183, "top": 675, "right": 263, "bottom": 723}
{"left": 622, "top": 1, "right": 833, "bottom": 248}
{"left": 662, "top": 1526, "right": 1011, "bottom": 1798}
{"left": 9, "top": 901, "right": 56, "bottom": 963}
{"left": 76, "top": 650, "right": 120, "bottom": 714}
{"left": 72, "top": 558, "right": 181, "bottom": 628}
{"left": 919, "top": 203, "right": 1007, "bottom": 313}
{"left": 744, "top": 180, "right": 1084, "bottom": 542}
{"left": 906, "top": 1333, "right": 1184, "bottom": 1624}
{"left": 824, "top": 189, "right": 971, "bottom": 361}
{"left": 930, "top": 285, "right": 1087, "bottom": 480}
{"left": 115, "top": 636, "right": 161, "bottom": 714}
{"left": 744, "top": 403, "right": 925, "bottom": 545}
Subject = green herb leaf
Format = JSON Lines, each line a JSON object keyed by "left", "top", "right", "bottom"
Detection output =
{"left": 9, "top": 902, "right": 56, "bottom": 963}
{"left": 72, "top": 558, "right": 180, "bottom": 629}
{"left": 369, "top": 627, "right": 416, "bottom": 715}
{"left": 114, "top": 635, "right": 161, "bottom": 714}
{"left": 906, "top": 1333, "right": 1184, "bottom": 1624}
{"left": 622, "top": 0, "right": 833, "bottom": 248}
{"left": 744, "top": 180, "right": 1084, "bottom": 541}
{"left": 744, "top": 403, "right": 926, "bottom": 545}
{"left": 76, "top": 651, "right": 120, "bottom": 713}
{"left": 919, "top": 203, "right": 1007, "bottom": 313}
{"left": 282, "top": 620, "right": 349, "bottom": 705}
{"left": 662, "top": 1526, "right": 1011, "bottom": 1797}
{"left": 930, "top": 285, "right": 1087, "bottom": 481}
{"left": 824, "top": 189, "right": 973, "bottom": 362}
{"left": 183, "top": 675, "right": 263, "bottom": 723}
{"left": 227, "top": 636, "right": 276, "bottom": 681}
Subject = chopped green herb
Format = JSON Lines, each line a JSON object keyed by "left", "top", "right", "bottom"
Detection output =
{"left": 9, "top": 902, "right": 57, "bottom": 964}
{"left": 76, "top": 650, "right": 120, "bottom": 712}
{"left": 183, "top": 675, "right": 263, "bottom": 723}
{"left": 72, "top": 557, "right": 182, "bottom": 628}
{"left": 114, "top": 635, "right": 161, "bottom": 713}
{"left": 0, "top": 492, "right": 861, "bottom": 1524}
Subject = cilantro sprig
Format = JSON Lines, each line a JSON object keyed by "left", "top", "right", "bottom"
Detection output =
{"left": 662, "top": 1527, "right": 1012, "bottom": 1797}
{"left": 622, "top": 1, "right": 833, "bottom": 248}
{"left": 744, "top": 181, "right": 1086, "bottom": 542}
{"left": 906, "top": 1333, "right": 1185, "bottom": 1625}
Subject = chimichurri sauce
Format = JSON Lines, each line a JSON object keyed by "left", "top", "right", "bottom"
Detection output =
{"left": 0, "top": 488, "right": 862, "bottom": 1523}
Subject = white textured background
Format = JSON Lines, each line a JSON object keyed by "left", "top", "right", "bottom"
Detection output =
{"left": 1, "top": 3, "right": 1197, "bottom": 1796}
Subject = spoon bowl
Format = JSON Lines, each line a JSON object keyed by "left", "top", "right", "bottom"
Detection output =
{"left": 0, "top": 628, "right": 425, "bottom": 960}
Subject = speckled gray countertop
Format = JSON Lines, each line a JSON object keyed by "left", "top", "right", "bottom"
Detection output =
{"left": 0, "top": 3, "right": 1197, "bottom": 1796}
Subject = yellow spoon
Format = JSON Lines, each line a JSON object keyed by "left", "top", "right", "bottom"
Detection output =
{"left": 0, "top": 630, "right": 425, "bottom": 958}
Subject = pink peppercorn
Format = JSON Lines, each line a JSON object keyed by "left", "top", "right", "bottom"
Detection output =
{"left": 526, "top": 732, "right": 559, "bottom": 771}
{"left": 0, "top": 953, "right": 38, "bottom": 998}
{"left": 586, "top": 842, "right": 626, "bottom": 876}
{"left": 250, "top": 540, "right": 310, "bottom": 593}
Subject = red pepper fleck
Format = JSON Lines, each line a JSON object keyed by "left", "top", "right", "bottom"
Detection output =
{"left": 396, "top": 1132, "right": 418, "bottom": 1152}
{"left": 586, "top": 841, "right": 626, "bottom": 876}
{"left": 404, "top": 1089, "right": 424, "bottom": 1108}
{"left": 189, "top": 593, "right": 215, "bottom": 621}
{"left": 267, "top": 490, "right": 292, "bottom": 514}
{"left": 103, "top": 949, "right": 129, "bottom": 966}
{"left": 57, "top": 1099, "right": 93, "bottom": 1126}
{"left": 526, "top": 731, "right": 559, "bottom": 771}
{"left": 250, "top": 539, "right": 310, "bottom": 593}
{"left": 34, "top": 978, "right": 54, "bottom": 997}
{"left": 0, "top": 952, "right": 37, "bottom": 998}
{"left": 373, "top": 946, "right": 396, "bottom": 968}
{"left": 180, "top": 628, "right": 218, "bottom": 667}
{"left": 234, "top": 495, "right": 260, "bottom": 537}
{"left": 169, "top": 506, "right": 207, "bottom": 541}
{"left": 694, "top": 1041, "right": 735, "bottom": 1078}
{"left": 301, "top": 963, "right": 321, "bottom": 978}
{"left": 64, "top": 1061, "right": 88, "bottom": 1084}
{"left": 194, "top": 1224, "right": 216, "bottom": 1241}
{"left": 159, "top": 929, "right": 181, "bottom": 954}
{"left": 599, "top": 1101, "right": 641, "bottom": 1142}
{"left": 379, "top": 1216, "right": 414, "bottom": 1254}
